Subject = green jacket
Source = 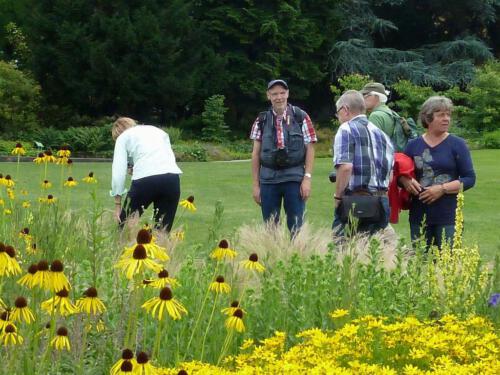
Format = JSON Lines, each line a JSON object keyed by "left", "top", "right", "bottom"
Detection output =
{"left": 368, "top": 104, "right": 394, "bottom": 138}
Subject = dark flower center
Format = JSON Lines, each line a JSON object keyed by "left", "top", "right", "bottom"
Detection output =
{"left": 67, "top": 177, "right": 74, "bottom": 182}
{"left": 50, "top": 260, "right": 64, "bottom": 272}
{"left": 218, "top": 239, "right": 229, "bottom": 248}
{"left": 5, "top": 324, "right": 15, "bottom": 333}
{"left": 88, "top": 172, "right": 94, "bottom": 177}
{"left": 44, "top": 150, "right": 53, "bottom": 156}
{"left": 122, "top": 348, "right": 134, "bottom": 360}
{"left": 121, "top": 361, "right": 133, "bottom": 372}
{"left": 216, "top": 275, "right": 225, "bottom": 283}
{"left": 84, "top": 287, "right": 98, "bottom": 298}
{"left": 187, "top": 195, "right": 194, "bottom": 203}
{"left": 136, "top": 229, "right": 152, "bottom": 244}
{"left": 177, "top": 370, "right": 188, "bottom": 375}
{"left": 28, "top": 264, "right": 38, "bottom": 274}
{"left": 5, "top": 175, "right": 11, "bottom": 180}
{"left": 22, "top": 227, "right": 30, "bottom": 234}
{"left": 56, "top": 288, "right": 69, "bottom": 298}
{"left": 159, "top": 287, "right": 173, "bottom": 301}
{"left": 142, "top": 280, "right": 152, "bottom": 285}
{"left": 67, "top": 159, "right": 73, "bottom": 164}
{"left": 230, "top": 300, "right": 239, "bottom": 308}
{"left": 15, "top": 297, "right": 28, "bottom": 308}
{"left": 136, "top": 351, "right": 149, "bottom": 364}
{"left": 249, "top": 253, "right": 258, "bottom": 262}
{"left": 132, "top": 245, "right": 147, "bottom": 260}
{"left": 16, "top": 143, "right": 22, "bottom": 148}
{"left": 44, "top": 180, "right": 49, "bottom": 184}
{"left": 32, "top": 243, "right": 37, "bottom": 250}
{"left": 45, "top": 322, "right": 51, "bottom": 329}
{"left": 47, "top": 194, "right": 54, "bottom": 200}
{"left": 0, "top": 311, "right": 9, "bottom": 321}
{"left": 233, "top": 308, "right": 244, "bottom": 319}
{"left": 158, "top": 269, "right": 169, "bottom": 278}
{"left": 0, "top": 242, "right": 5, "bottom": 252}
{"left": 38, "top": 260, "right": 49, "bottom": 271}
{"left": 5, "top": 245, "right": 16, "bottom": 258}
{"left": 56, "top": 327, "right": 68, "bottom": 336}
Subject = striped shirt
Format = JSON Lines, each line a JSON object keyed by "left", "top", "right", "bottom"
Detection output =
{"left": 333, "top": 115, "right": 394, "bottom": 192}
{"left": 249, "top": 105, "right": 317, "bottom": 146}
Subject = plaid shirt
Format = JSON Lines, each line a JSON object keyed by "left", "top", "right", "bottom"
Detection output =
{"left": 333, "top": 115, "right": 394, "bottom": 192}
{"left": 249, "top": 105, "right": 317, "bottom": 146}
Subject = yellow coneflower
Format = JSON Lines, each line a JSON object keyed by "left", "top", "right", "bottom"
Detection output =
{"left": 76, "top": 287, "right": 106, "bottom": 315}
{"left": 55, "top": 156, "right": 69, "bottom": 165}
{"left": 141, "top": 287, "right": 187, "bottom": 321}
{"left": 43, "top": 150, "right": 56, "bottom": 163}
{"left": 26, "top": 242, "right": 37, "bottom": 255}
{"left": 46, "top": 194, "right": 57, "bottom": 204}
{"left": 17, "top": 263, "right": 38, "bottom": 289}
{"left": 22, "top": 201, "right": 31, "bottom": 209}
{"left": 0, "top": 323, "right": 24, "bottom": 346}
{"left": 10, "top": 296, "right": 35, "bottom": 324}
{"left": 49, "top": 260, "right": 71, "bottom": 292}
{"left": 0, "top": 245, "right": 22, "bottom": 276}
{"left": 221, "top": 300, "right": 246, "bottom": 316}
{"left": 40, "top": 288, "right": 78, "bottom": 316}
{"left": 3, "top": 175, "right": 14, "bottom": 187}
{"left": 123, "top": 229, "right": 169, "bottom": 261}
{"left": 33, "top": 152, "right": 45, "bottom": 164}
{"left": 50, "top": 326, "right": 71, "bottom": 351}
{"left": 64, "top": 177, "right": 78, "bottom": 188}
{"left": 32, "top": 260, "right": 51, "bottom": 290}
{"left": 225, "top": 308, "right": 245, "bottom": 332}
{"left": 19, "top": 227, "right": 31, "bottom": 239}
{"left": 209, "top": 275, "right": 231, "bottom": 294}
{"left": 134, "top": 351, "right": 158, "bottom": 375}
{"left": 179, "top": 195, "right": 196, "bottom": 211}
{"left": 241, "top": 253, "right": 266, "bottom": 273}
{"left": 82, "top": 172, "right": 97, "bottom": 184}
{"left": 110, "top": 349, "right": 136, "bottom": 375}
{"left": 210, "top": 239, "right": 237, "bottom": 261}
{"left": 57, "top": 146, "right": 71, "bottom": 158}
{"left": 115, "top": 245, "right": 163, "bottom": 280}
{"left": 11, "top": 143, "right": 26, "bottom": 156}
{"left": 142, "top": 269, "right": 180, "bottom": 289}
{"left": 7, "top": 188, "right": 15, "bottom": 200}
{"left": 41, "top": 179, "right": 52, "bottom": 189}
{"left": 0, "top": 310, "right": 10, "bottom": 330}
{"left": 114, "top": 360, "right": 134, "bottom": 374}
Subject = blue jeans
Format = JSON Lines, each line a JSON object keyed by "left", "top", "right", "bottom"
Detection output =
{"left": 260, "top": 182, "right": 304, "bottom": 233}
{"left": 332, "top": 196, "right": 390, "bottom": 236}
{"left": 410, "top": 222, "right": 455, "bottom": 250}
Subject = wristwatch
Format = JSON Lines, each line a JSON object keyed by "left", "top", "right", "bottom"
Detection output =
{"left": 304, "top": 173, "right": 312, "bottom": 179}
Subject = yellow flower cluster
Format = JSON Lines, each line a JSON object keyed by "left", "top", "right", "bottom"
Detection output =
{"left": 160, "top": 314, "right": 500, "bottom": 374}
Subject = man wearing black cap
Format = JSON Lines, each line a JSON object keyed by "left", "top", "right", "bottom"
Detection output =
{"left": 250, "top": 79, "right": 317, "bottom": 234}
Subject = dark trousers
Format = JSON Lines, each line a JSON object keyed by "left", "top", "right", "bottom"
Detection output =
{"left": 410, "top": 222, "right": 455, "bottom": 250}
{"left": 120, "top": 173, "right": 180, "bottom": 231}
{"left": 260, "top": 181, "right": 304, "bottom": 234}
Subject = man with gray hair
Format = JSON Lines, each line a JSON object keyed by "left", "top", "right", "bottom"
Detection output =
{"left": 332, "top": 90, "right": 394, "bottom": 235}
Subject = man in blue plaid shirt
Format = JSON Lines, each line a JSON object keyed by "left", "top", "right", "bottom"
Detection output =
{"left": 332, "top": 90, "right": 394, "bottom": 235}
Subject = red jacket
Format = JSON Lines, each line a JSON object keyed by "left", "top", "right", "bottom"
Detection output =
{"left": 389, "top": 153, "right": 415, "bottom": 224}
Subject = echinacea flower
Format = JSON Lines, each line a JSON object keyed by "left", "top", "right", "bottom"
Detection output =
{"left": 0, "top": 323, "right": 24, "bottom": 346}
{"left": 241, "top": 253, "right": 266, "bottom": 273}
{"left": 45, "top": 194, "right": 57, "bottom": 204}
{"left": 43, "top": 150, "right": 56, "bottom": 163}
{"left": 115, "top": 360, "right": 134, "bottom": 374}
{"left": 17, "top": 263, "right": 38, "bottom": 289}
{"left": 115, "top": 244, "right": 163, "bottom": 280}
{"left": 209, "top": 275, "right": 231, "bottom": 294}
{"left": 130, "top": 229, "right": 169, "bottom": 261}
{"left": 33, "top": 152, "right": 45, "bottom": 164}
{"left": 110, "top": 349, "right": 136, "bottom": 375}
{"left": 19, "top": 227, "right": 31, "bottom": 240}
{"left": 142, "top": 269, "right": 180, "bottom": 289}
{"left": 11, "top": 143, "right": 26, "bottom": 156}
{"left": 76, "top": 287, "right": 106, "bottom": 315}
{"left": 179, "top": 195, "right": 196, "bottom": 212}
{"left": 0, "top": 245, "right": 22, "bottom": 276}
{"left": 82, "top": 172, "right": 97, "bottom": 184}
{"left": 40, "top": 288, "right": 78, "bottom": 316}
{"left": 50, "top": 326, "right": 71, "bottom": 351}
{"left": 41, "top": 180, "right": 52, "bottom": 189}
{"left": 10, "top": 296, "right": 35, "bottom": 324}
{"left": 63, "top": 177, "right": 78, "bottom": 188}
{"left": 210, "top": 239, "right": 237, "bottom": 261}
{"left": 141, "top": 287, "right": 187, "bottom": 321}
{"left": 3, "top": 175, "right": 14, "bottom": 187}
{"left": 32, "top": 260, "right": 51, "bottom": 290}
{"left": 57, "top": 146, "right": 71, "bottom": 158}
{"left": 221, "top": 300, "right": 246, "bottom": 316}
{"left": 225, "top": 308, "right": 245, "bottom": 332}
{"left": 135, "top": 351, "right": 158, "bottom": 375}
{"left": 49, "top": 260, "right": 71, "bottom": 292}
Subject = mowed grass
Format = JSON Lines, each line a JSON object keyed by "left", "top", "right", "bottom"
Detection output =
{"left": 1, "top": 149, "right": 499, "bottom": 259}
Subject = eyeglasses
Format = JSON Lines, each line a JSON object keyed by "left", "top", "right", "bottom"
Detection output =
{"left": 363, "top": 93, "right": 373, "bottom": 98}
{"left": 335, "top": 106, "right": 345, "bottom": 119}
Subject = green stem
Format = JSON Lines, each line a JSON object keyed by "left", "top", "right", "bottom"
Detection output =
{"left": 217, "top": 329, "right": 234, "bottom": 366}
{"left": 199, "top": 292, "right": 219, "bottom": 361}
{"left": 78, "top": 315, "right": 91, "bottom": 375}
{"left": 152, "top": 316, "right": 165, "bottom": 362}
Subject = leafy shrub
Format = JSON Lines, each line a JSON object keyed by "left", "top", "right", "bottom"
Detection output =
{"left": 162, "top": 127, "right": 183, "bottom": 144}
{"left": 0, "top": 140, "right": 35, "bottom": 155}
{"left": 173, "top": 142, "right": 208, "bottom": 161}
{"left": 201, "top": 95, "right": 229, "bottom": 142}
{"left": 31, "top": 127, "right": 66, "bottom": 150}
{"left": 330, "top": 73, "right": 371, "bottom": 100}
{"left": 64, "top": 124, "right": 113, "bottom": 154}
{"left": 482, "top": 130, "right": 500, "bottom": 149}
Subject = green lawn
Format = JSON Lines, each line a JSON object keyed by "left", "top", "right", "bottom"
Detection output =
{"left": 1, "top": 149, "right": 499, "bottom": 259}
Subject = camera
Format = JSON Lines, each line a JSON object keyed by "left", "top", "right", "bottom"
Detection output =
{"left": 329, "top": 170, "right": 337, "bottom": 183}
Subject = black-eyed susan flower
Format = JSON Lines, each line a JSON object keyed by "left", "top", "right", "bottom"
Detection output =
{"left": 11, "top": 296, "right": 35, "bottom": 324}
{"left": 22, "top": 200, "right": 31, "bottom": 209}
{"left": 49, "top": 260, "right": 71, "bottom": 292}
{"left": 179, "top": 195, "right": 196, "bottom": 211}
{"left": 55, "top": 156, "right": 69, "bottom": 165}
{"left": 0, "top": 323, "right": 24, "bottom": 346}
{"left": 0, "top": 245, "right": 22, "bottom": 276}
{"left": 125, "top": 229, "right": 169, "bottom": 261}
{"left": 46, "top": 194, "right": 57, "bottom": 204}
{"left": 110, "top": 349, "right": 136, "bottom": 375}
{"left": 135, "top": 351, "right": 157, "bottom": 375}
{"left": 210, "top": 239, "right": 237, "bottom": 261}
{"left": 32, "top": 260, "right": 51, "bottom": 290}
{"left": 40, "top": 288, "right": 78, "bottom": 316}
{"left": 57, "top": 145, "right": 71, "bottom": 158}
{"left": 64, "top": 177, "right": 78, "bottom": 188}
{"left": 115, "top": 360, "right": 134, "bottom": 374}
{"left": 141, "top": 287, "right": 187, "bottom": 321}
{"left": 82, "top": 172, "right": 97, "bottom": 184}
{"left": 7, "top": 188, "right": 15, "bottom": 200}
{"left": 241, "top": 253, "right": 266, "bottom": 273}
{"left": 26, "top": 242, "right": 37, "bottom": 254}
{"left": 17, "top": 263, "right": 38, "bottom": 289}
{"left": 225, "top": 308, "right": 245, "bottom": 332}
{"left": 76, "top": 287, "right": 106, "bottom": 315}
{"left": 0, "top": 310, "right": 10, "bottom": 330}
{"left": 41, "top": 180, "right": 52, "bottom": 189}
{"left": 115, "top": 244, "right": 163, "bottom": 280}
{"left": 11, "top": 143, "right": 26, "bottom": 156}
{"left": 209, "top": 275, "right": 231, "bottom": 294}
{"left": 221, "top": 300, "right": 246, "bottom": 316}
{"left": 43, "top": 150, "right": 56, "bottom": 163}
{"left": 3, "top": 175, "right": 14, "bottom": 187}
{"left": 33, "top": 152, "right": 45, "bottom": 164}
{"left": 142, "top": 269, "right": 180, "bottom": 289}
{"left": 50, "top": 326, "right": 71, "bottom": 351}
{"left": 19, "top": 227, "right": 31, "bottom": 239}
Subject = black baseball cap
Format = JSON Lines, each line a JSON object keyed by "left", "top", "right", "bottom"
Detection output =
{"left": 267, "top": 79, "right": 288, "bottom": 90}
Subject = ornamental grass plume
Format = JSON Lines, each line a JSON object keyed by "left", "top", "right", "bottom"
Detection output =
{"left": 76, "top": 287, "right": 107, "bottom": 315}
{"left": 49, "top": 260, "right": 71, "bottom": 292}
{"left": 40, "top": 288, "right": 78, "bottom": 316}
{"left": 11, "top": 143, "right": 26, "bottom": 156}
{"left": 10, "top": 296, "right": 36, "bottom": 324}
{"left": 209, "top": 276, "right": 231, "bottom": 294}
{"left": 50, "top": 326, "right": 71, "bottom": 351}
{"left": 225, "top": 308, "right": 245, "bottom": 332}
{"left": 210, "top": 239, "right": 237, "bottom": 261}
{"left": 0, "top": 323, "right": 24, "bottom": 346}
{"left": 115, "top": 244, "right": 163, "bottom": 280}
{"left": 82, "top": 172, "right": 97, "bottom": 184}
{"left": 110, "top": 348, "right": 136, "bottom": 375}
{"left": 179, "top": 195, "right": 196, "bottom": 212}
{"left": 141, "top": 287, "right": 187, "bottom": 320}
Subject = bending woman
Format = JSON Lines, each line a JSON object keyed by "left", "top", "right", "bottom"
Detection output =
{"left": 111, "top": 117, "right": 182, "bottom": 231}
{"left": 399, "top": 96, "right": 475, "bottom": 249}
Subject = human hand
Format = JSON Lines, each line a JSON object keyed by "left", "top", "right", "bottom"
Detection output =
{"left": 114, "top": 205, "right": 122, "bottom": 223}
{"left": 400, "top": 176, "right": 422, "bottom": 196}
{"left": 300, "top": 178, "right": 311, "bottom": 201}
{"left": 419, "top": 185, "right": 445, "bottom": 204}
{"left": 252, "top": 185, "right": 261, "bottom": 205}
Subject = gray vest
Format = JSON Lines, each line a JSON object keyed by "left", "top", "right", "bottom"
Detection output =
{"left": 259, "top": 105, "right": 306, "bottom": 184}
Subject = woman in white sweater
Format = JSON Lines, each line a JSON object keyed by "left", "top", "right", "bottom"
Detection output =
{"left": 110, "top": 117, "right": 182, "bottom": 230}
